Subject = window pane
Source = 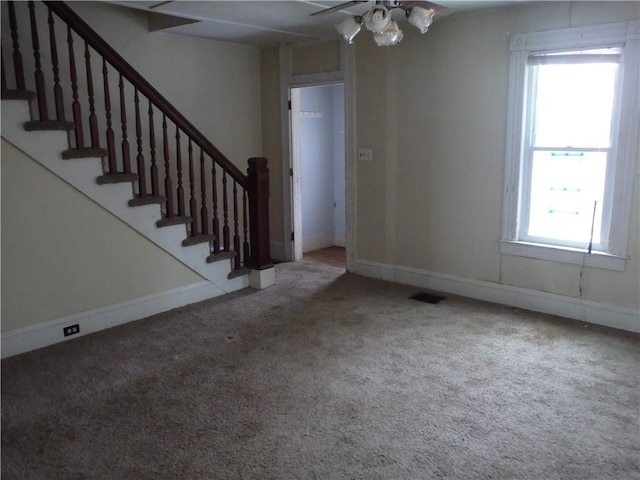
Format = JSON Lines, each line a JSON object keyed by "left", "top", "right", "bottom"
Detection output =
{"left": 527, "top": 151, "right": 606, "bottom": 244}
{"left": 533, "top": 63, "right": 618, "bottom": 148}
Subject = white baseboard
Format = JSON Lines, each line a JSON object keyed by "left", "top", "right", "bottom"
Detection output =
{"left": 1, "top": 281, "right": 223, "bottom": 358}
{"left": 303, "top": 233, "right": 345, "bottom": 253}
{"left": 353, "top": 259, "right": 640, "bottom": 333}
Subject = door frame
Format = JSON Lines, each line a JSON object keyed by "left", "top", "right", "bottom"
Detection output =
{"left": 279, "top": 41, "right": 356, "bottom": 269}
{"left": 290, "top": 86, "right": 303, "bottom": 261}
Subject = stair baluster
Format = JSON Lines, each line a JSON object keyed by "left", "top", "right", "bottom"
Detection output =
{"left": 29, "top": 1, "right": 48, "bottom": 121}
{"left": 243, "top": 190, "right": 250, "bottom": 267}
{"left": 102, "top": 59, "right": 116, "bottom": 173}
{"left": 212, "top": 162, "right": 220, "bottom": 254}
{"left": 84, "top": 41, "right": 99, "bottom": 147}
{"left": 162, "top": 114, "right": 174, "bottom": 217}
{"left": 67, "top": 25, "right": 84, "bottom": 148}
{"left": 222, "top": 172, "right": 230, "bottom": 251}
{"left": 134, "top": 88, "right": 146, "bottom": 197}
{"left": 233, "top": 181, "right": 241, "bottom": 269}
{"left": 176, "top": 127, "right": 185, "bottom": 217}
{"left": 8, "top": 2, "right": 26, "bottom": 91}
{"left": 200, "top": 149, "right": 209, "bottom": 236}
{"left": 47, "top": 8, "right": 65, "bottom": 121}
{"left": 149, "top": 101, "right": 159, "bottom": 196}
{"left": 188, "top": 138, "right": 198, "bottom": 236}
{"left": 119, "top": 74, "right": 131, "bottom": 173}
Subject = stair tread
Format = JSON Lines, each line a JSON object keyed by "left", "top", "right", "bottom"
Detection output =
{"left": 2, "top": 89, "right": 36, "bottom": 101}
{"left": 62, "top": 148, "right": 107, "bottom": 159}
{"left": 228, "top": 267, "right": 251, "bottom": 279}
{"left": 128, "top": 195, "right": 166, "bottom": 207}
{"left": 156, "top": 216, "right": 192, "bottom": 228}
{"left": 24, "top": 120, "right": 74, "bottom": 131}
{"left": 182, "top": 234, "right": 215, "bottom": 247}
{"left": 206, "top": 250, "right": 236, "bottom": 263}
{"left": 96, "top": 173, "right": 139, "bottom": 185}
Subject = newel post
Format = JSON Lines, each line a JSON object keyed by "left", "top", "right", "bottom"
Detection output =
{"left": 247, "top": 157, "right": 273, "bottom": 272}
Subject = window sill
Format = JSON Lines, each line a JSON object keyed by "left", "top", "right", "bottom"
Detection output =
{"left": 499, "top": 240, "right": 627, "bottom": 271}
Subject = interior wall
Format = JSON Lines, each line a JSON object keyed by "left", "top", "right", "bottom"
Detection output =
{"left": 301, "top": 85, "right": 335, "bottom": 244}
{"left": 1, "top": 140, "right": 203, "bottom": 332}
{"left": 291, "top": 41, "right": 341, "bottom": 76}
{"left": 354, "top": 1, "right": 639, "bottom": 310}
{"left": 299, "top": 84, "right": 345, "bottom": 251}
{"left": 260, "top": 46, "right": 284, "bottom": 257}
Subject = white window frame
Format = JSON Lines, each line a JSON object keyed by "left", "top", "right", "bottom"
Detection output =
{"left": 500, "top": 21, "right": 639, "bottom": 272}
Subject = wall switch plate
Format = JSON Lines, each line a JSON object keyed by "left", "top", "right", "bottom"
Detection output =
{"left": 358, "top": 148, "right": 373, "bottom": 162}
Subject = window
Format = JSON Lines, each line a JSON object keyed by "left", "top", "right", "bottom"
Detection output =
{"left": 501, "top": 21, "right": 639, "bottom": 271}
{"left": 524, "top": 48, "right": 619, "bottom": 249}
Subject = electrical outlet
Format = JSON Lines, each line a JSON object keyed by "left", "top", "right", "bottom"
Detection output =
{"left": 358, "top": 148, "right": 373, "bottom": 162}
{"left": 63, "top": 324, "right": 80, "bottom": 337}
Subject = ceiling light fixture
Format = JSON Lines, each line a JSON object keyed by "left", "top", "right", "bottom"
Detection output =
{"left": 334, "top": 3, "right": 436, "bottom": 46}
{"left": 407, "top": 5, "right": 435, "bottom": 34}
{"left": 374, "top": 20, "right": 403, "bottom": 46}
{"left": 363, "top": 5, "right": 391, "bottom": 33}
{"left": 336, "top": 16, "right": 362, "bottom": 44}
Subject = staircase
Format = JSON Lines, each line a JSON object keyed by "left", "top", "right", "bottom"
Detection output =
{"left": 1, "top": 2, "right": 274, "bottom": 300}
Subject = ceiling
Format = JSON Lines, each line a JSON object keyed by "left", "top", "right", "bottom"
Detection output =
{"left": 112, "top": 0, "right": 527, "bottom": 47}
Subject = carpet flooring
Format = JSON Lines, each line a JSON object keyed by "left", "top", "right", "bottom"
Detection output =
{"left": 2, "top": 261, "right": 639, "bottom": 479}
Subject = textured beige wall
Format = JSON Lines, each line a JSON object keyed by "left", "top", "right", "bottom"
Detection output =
{"left": 354, "top": 1, "right": 639, "bottom": 309}
{"left": 260, "top": 46, "right": 284, "bottom": 250}
{"left": 291, "top": 40, "right": 341, "bottom": 76}
{"left": 1, "top": 140, "right": 204, "bottom": 332}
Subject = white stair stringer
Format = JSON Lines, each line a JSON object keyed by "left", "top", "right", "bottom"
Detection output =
{"left": 1, "top": 98, "right": 250, "bottom": 295}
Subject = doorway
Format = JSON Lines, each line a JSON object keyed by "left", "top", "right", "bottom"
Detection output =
{"left": 290, "top": 83, "right": 346, "bottom": 268}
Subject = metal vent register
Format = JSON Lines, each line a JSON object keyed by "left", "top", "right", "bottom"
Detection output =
{"left": 409, "top": 292, "right": 446, "bottom": 304}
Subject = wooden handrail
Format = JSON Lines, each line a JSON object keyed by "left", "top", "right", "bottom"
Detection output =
{"left": 43, "top": 0, "right": 246, "bottom": 187}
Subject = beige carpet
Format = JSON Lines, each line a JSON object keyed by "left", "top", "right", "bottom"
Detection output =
{"left": 2, "top": 261, "right": 639, "bottom": 479}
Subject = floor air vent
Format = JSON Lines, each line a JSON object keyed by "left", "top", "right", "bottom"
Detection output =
{"left": 410, "top": 292, "right": 446, "bottom": 304}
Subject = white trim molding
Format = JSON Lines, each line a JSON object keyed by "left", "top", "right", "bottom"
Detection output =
{"left": 302, "top": 233, "right": 346, "bottom": 252}
{"left": 509, "top": 20, "right": 640, "bottom": 52}
{"left": 499, "top": 241, "right": 627, "bottom": 271}
{"left": 353, "top": 259, "right": 640, "bottom": 333}
{"left": 501, "top": 20, "right": 639, "bottom": 270}
{"left": 1, "top": 281, "right": 224, "bottom": 359}
{"left": 249, "top": 267, "right": 276, "bottom": 290}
